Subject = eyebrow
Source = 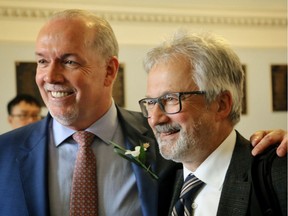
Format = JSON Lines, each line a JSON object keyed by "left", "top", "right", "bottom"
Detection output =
{"left": 35, "top": 52, "right": 44, "bottom": 57}
{"left": 145, "top": 91, "right": 175, "bottom": 98}
{"left": 60, "top": 53, "right": 78, "bottom": 59}
{"left": 34, "top": 52, "right": 79, "bottom": 60}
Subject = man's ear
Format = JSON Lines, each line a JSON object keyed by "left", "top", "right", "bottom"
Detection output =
{"left": 104, "top": 56, "right": 119, "bottom": 87}
{"left": 215, "top": 90, "right": 233, "bottom": 120}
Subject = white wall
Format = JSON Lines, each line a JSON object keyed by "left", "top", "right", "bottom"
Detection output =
{"left": 234, "top": 48, "right": 287, "bottom": 138}
{"left": 0, "top": 3, "right": 286, "bottom": 137}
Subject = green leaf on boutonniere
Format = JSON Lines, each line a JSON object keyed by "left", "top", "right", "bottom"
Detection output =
{"left": 110, "top": 141, "right": 159, "bottom": 180}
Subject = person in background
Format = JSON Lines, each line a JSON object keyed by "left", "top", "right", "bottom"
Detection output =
{"left": 139, "top": 30, "right": 287, "bottom": 216}
{"left": 0, "top": 9, "right": 286, "bottom": 216}
{"left": 7, "top": 94, "right": 42, "bottom": 129}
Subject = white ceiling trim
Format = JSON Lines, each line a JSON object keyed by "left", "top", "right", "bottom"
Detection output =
{"left": 0, "top": 6, "right": 286, "bottom": 27}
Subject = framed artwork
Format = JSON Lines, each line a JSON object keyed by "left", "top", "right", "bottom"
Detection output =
{"left": 16, "top": 62, "right": 45, "bottom": 106}
{"left": 242, "top": 65, "right": 247, "bottom": 114}
{"left": 16, "top": 62, "right": 125, "bottom": 107}
{"left": 113, "top": 64, "right": 125, "bottom": 107}
{"left": 271, "top": 64, "right": 287, "bottom": 111}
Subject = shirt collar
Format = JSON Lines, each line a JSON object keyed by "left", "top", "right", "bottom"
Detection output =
{"left": 52, "top": 103, "right": 118, "bottom": 146}
{"left": 183, "top": 130, "right": 236, "bottom": 190}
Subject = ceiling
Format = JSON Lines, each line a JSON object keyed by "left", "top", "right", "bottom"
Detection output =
{"left": 84, "top": 0, "right": 286, "bottom": 11}
{"left": 1, "top": 0, "right": 286, "bottom": 12}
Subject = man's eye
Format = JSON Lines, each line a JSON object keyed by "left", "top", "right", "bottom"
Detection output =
{"left": 165, "top": 95, "right": 177, "bottom": 101}
{"left": 65, "top": 60, "right": 76, "bottom": 65}
{"left": 147, "top": 99, "right": 156, "bottom": 105}
{"left": 37, "top": 59, "right": 47, "bottom": 64}
{"left": 163, "top": 94, "right": 178, "bottom": 104}
{"left": 63, "top": 60, "right": 80, "bottom": 68}
{"left": 36, "top": 59, "right": 49, "bottom": 68}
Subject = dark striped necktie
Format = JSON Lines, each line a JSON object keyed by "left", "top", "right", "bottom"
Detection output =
{"left": 172, "top": 174, "right": 205, "bottom": 216}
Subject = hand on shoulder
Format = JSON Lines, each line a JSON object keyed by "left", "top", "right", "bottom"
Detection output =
{"left": 250, "top": 129, "right": 287, "bottom": 157}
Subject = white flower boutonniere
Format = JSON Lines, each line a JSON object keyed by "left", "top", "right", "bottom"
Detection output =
{"left": 110, "top": 141, "right": 159, "bottom": 180}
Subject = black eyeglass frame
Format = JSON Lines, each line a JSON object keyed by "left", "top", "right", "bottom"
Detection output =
{"left": 138, "top": 91, "right": 206, "bottom": 118}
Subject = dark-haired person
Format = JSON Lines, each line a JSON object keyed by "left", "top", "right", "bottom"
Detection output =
{"left": 7, "top": 94, "right": 42, "bottom": 129}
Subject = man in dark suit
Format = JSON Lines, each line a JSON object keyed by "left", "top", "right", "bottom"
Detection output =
{"left": 139, "top": 30, "right": 287, "bottom": 215}
{"left": 0, "top": 9, "right": 286, "bottom": 216}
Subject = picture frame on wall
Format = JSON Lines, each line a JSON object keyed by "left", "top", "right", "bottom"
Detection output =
{"left": 271, "top": 64, "right": 287, "bottom": 111}
{"left": 242, "top": 65, "right": 247, "bottom": 114}
{"left": 112, "top": 64, "right": 125, "bottom": 107}
{"left": 16, "top": 62, "right": 125, "bottom": 108}
{"left": 16, "top": 62, "right": 45, "bottom": 107}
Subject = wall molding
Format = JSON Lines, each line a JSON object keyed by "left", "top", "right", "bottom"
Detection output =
{"left": 0, "top": 6, "right": 286, "bottom": 27}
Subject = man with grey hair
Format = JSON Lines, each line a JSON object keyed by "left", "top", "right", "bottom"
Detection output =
{"left": 139, "top": 31, "right": 287, "bottom": 215}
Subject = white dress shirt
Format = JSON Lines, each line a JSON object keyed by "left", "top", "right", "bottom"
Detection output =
{"left": 183, "top": 130, "right": 236, "bottom": 216}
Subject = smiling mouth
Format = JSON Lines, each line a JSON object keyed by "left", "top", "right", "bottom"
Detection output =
{"left": 160, "top": 129, "right": 180, "bottom": 136}
{"left": 155, "top": 124, "right": 181, "bottom": 137}
{"left": 50, "top": 91, "right": 73, "bottom": 98}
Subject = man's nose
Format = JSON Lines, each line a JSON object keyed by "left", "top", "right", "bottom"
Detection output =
{"left": 148, "top": 104, "right": 169, "bottom": 127}
{"left": 43, "top": 63, "right": 65, "bottom": 83}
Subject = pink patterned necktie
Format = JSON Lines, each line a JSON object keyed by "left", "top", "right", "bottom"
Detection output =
{"left": 70, "top": 131, "right": 98, "bottom": 216}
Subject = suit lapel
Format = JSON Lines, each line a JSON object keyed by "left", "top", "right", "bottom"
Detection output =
{"left": 124, "top": 126, "right": 159, "bottom": 216}
{"left": 217, "top": 132, "right": 252, "bottom": 216}
{"left": 117, "top": 107, "right": 159, "bottom": 216}
{"left": 168, "top": 170, "right": 183, "bottom": 215}
{"left": 16, "top": 116, "right": 51, "bottom": 216}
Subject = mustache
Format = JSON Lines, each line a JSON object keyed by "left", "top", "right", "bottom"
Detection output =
{"left": 154, "top": 123, "right": 181, "bottom": 134}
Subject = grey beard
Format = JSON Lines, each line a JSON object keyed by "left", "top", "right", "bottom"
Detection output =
{"left": 155, "top": 122, "right": 201, "bottom": 163}
{"left": 154, "top": 123, "right": 191, "bottom": 162}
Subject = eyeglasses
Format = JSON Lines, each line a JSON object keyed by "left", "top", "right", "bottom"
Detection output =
{"left": 138, "top": 91, "right": 206, "bottom": 118}
{"left": 10, "top": 113, "right": 42, "bottom": 121}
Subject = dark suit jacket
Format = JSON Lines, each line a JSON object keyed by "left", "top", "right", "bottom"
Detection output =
{"left": 168, "top": 131, "right": 287, "bottom": 216}
{"left": 0, "top": 106, "right": 180, "bottom": 216}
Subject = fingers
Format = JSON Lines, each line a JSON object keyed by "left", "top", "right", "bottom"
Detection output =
{"left": 250, "top": 130, "right": 270, "bottom": 147}
{"left": 276, "top": 135, "right": 288, "bottom": 157}
{"left": 251, "top": 129, "right": 287, "bottom": 157}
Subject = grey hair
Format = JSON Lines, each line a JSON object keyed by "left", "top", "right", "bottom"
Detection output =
{"left": 49, "top": 9, "right": 119, "bottom": 59}
{"left": 143, "top": 30, "right": 244, "bottom": 125}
